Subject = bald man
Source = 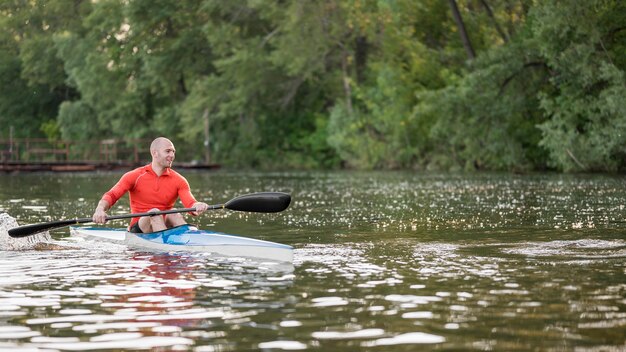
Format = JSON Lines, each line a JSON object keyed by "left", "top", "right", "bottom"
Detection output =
{"left": 93, "top": 137, "right": 209, "bottom": 233}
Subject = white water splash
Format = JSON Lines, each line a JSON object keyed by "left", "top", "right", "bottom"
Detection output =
{"left": 0, "top": 213, "right": 52, "bottom": 250}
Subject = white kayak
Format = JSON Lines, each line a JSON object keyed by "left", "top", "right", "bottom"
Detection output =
{"left": 69, "top": 224, "right": 293, "bottom": 262}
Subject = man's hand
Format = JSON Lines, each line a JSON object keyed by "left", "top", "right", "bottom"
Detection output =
{"left": 93, "top": 207, "right": 108, "bottom": 224}
{"left": 192, "top": 202, "right": 209, "bottom": 216}
{"left": 93, "top": 199, "right": 110, "bottom": 224}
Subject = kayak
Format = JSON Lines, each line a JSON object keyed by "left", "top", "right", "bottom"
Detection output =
{"left": 69, "top": 224, "right": 293, "bottom": 262}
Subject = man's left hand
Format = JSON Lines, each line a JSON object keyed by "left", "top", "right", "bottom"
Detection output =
{"left": 192, "top": 202, "right": 209, "bottom": 216}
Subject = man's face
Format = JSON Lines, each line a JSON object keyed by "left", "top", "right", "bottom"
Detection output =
{"left": 153, "top": 140, "right": 176, "bottom": 168}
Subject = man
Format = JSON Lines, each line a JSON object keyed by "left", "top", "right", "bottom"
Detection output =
{"left": 93, "top": 137, "right": 209, "bottom": 233}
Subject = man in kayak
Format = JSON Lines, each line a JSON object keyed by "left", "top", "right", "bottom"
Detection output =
{"left": 92, "top": 137, "right": 209, "bottom": 233}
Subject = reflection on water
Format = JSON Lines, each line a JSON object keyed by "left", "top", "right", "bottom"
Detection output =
{"left": 0, "top": 249, "right": 295, "bottom": 350}
{"left": 0, "top": 171, "right": 625, "bottom": 350}
{"left": 501, "top": 239, "right": 626, "bottom": 259}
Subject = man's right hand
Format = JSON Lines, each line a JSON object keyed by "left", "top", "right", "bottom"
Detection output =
{"left": 93, "top": 207, "right": 108, "bottom": 224}
{"left": 93, "top": 200, "right": 110, "bottom": 224}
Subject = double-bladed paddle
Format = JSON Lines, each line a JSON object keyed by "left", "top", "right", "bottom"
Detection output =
{"left": 8, "top": 192, "right": 291, "bottom": 238}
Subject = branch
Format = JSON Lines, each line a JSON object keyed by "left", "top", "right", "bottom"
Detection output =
{"left": 566, "top": 149, "right": 585, "bottom": 169}
{"left": 260, "top": 27, "right": 280, "bottom": 48}
{"left": 279, "top": 77, "right": 305, "bottom": 110}
{"left": 498, "top": 61, "right": 549, "bottom": 97}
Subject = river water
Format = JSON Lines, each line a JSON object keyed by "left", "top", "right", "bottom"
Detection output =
{"left": 0, "top": 170, "right": 624, "bottom": 351}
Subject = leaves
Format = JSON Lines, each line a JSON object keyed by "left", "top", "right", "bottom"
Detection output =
{"left": 0, "top": 0, "right": 624, "bottom": 171}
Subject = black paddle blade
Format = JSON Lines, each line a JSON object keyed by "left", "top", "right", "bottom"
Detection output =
{"left": 225, "top": 192, "right": 291, "bottom": 213}
{"left": 8, "top": 218, "right": 90, "bottom": 238}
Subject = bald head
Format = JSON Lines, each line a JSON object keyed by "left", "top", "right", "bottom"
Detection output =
{"left": 150, "top": 137, "right": 176, "bottom": 172}
{"left": 150, "top": 137, "right": 173, "bottom": 153}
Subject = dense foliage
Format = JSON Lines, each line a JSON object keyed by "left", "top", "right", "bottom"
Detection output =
{"left": 0, "top": 0, "right": 624, "bottom": 171}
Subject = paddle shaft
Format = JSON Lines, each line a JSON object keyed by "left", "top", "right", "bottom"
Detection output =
{"left": 8, "top": 192, "right": 291, "bottom": 238}
{"left": 7, "top": 207, "right": 209, "bottom": 238}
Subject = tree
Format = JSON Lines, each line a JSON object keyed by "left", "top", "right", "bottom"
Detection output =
{"left": 0, "top": 0, "right": 624, "bottom": 171}
{"left": 417, "top": 0, "right": 626, "bottom": 172}
{"left": 534, "top": 0, "right": 626, "bottom": 171}
{"left": 0, "top": 0, "right": 84, "bottom": 138}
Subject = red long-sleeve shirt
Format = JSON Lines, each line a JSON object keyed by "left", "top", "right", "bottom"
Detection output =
{"left": 101, "top": 164, "right": 197, "bottom": 227}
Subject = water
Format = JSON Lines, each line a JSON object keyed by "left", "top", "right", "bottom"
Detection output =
{"left": 0, "top": 170, "right": 624, "bottom": 351}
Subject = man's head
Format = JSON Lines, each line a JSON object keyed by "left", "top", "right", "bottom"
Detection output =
{"left": 150, "top": 137, "right": 175, "bottom": 169}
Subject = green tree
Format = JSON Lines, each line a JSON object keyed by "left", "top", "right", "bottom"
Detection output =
{"left": 54, "top": 0, "right": 214, "bottom": 149}
{"left": 534, "top": 0, "right": 626, "bottom": 171}
{"left": 180, "top": 0, "right": 344, "bottom": 167}
{"left": 418, "top": 0, "right": 625, "bottom": 172}
{"left": 0, "top": 0, "right": 84, "bottom": 138}
{"left": 326, "top": 0, "right": 504, "bottom": 169}
{"left": 1, "top": 0, "right": 624, "bottom": 172}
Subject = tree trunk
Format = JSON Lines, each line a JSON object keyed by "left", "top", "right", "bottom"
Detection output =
{"left": 355, "top": 36, "right": 368, "bottom": 83}
{"left": 341, "top": 50, "right": 354, "bottom": 116}
{"left": 448, "top": 0, "right": 476, "bottom": 60}
{"left": 203, "top": 108, "right": 210, "bottom": 164}
{"left": 480, "top": 0, "right": 509, "bottom": 43}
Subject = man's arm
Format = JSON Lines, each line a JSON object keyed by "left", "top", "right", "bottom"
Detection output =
{"left": 177, "top": 176, "right": 209, "bottom": 215}
{"left": 93, "top": 199, "right": 111, "bottom": 224}
{"left": 93, "top": 169, "right": 138, "bottom": 224}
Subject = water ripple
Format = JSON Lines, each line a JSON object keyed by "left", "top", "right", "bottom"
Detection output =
{"left": 1, "top": 171, "right": 625, "bottom": 350}
{"left": 501, "top": 239, "right": 626, "bottom": 259}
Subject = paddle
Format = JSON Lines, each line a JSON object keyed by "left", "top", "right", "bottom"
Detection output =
{"left": 8, "top": 192, "right": 291, "bottom": 238}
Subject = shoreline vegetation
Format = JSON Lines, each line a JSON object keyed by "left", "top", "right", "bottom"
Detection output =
{"left": 1, "top": 1, "right": 624, "bottom": 172}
